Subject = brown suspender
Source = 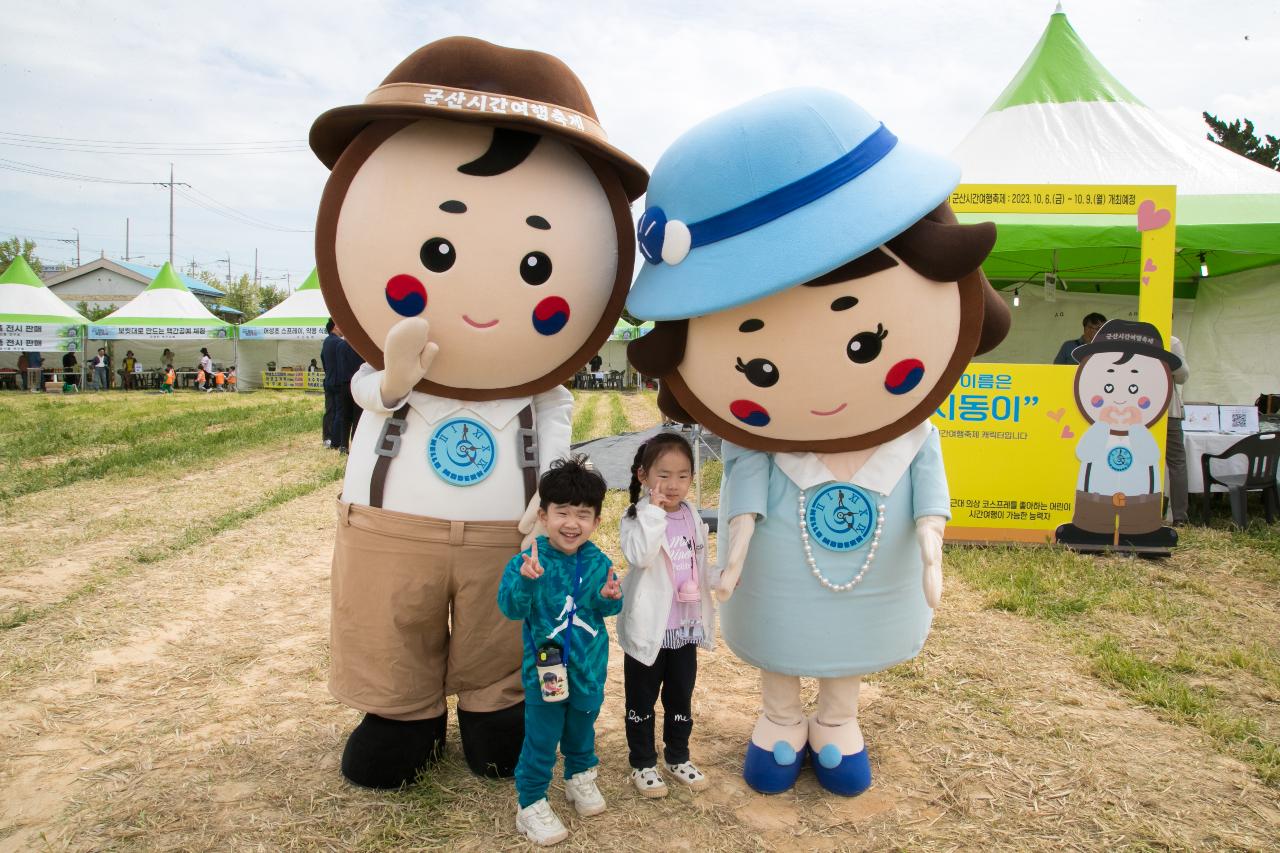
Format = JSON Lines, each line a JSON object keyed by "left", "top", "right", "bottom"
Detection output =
{"left": 367, "top": 402, "right": 538, "bottom": 509}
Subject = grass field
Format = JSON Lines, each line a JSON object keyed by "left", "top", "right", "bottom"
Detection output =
{"left": 1, "top": 390, "right": 1277, "bottom": 851}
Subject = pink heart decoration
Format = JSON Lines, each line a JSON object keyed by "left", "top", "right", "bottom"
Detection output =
{"left": 1061, "top": 424, "right": 1075, "bottom": 439}
{"left": 1137, "top": 200, "right": 1171, "bottom": 232}
{"left": 1143, "top": 258, "right": 1157, "bottom": 272}
{"left": 1141, "top": 275, "right": 1151, "bottom": 285}
{"left": 1046, "top": 407, "right": 1065, "bottom": 422}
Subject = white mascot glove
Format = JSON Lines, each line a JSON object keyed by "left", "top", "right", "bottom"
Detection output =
{"left": 715, "top": 514, "right": 756, "bottom": 602}
{"left": 380, "top": 317, "right": 439, "bottom": 408}
{"left": 916, "top": 515, "right": 946, "bottom": 609}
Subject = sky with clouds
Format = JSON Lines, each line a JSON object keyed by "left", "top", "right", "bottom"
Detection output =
{"left": 2, "top": 0, "right": 1276, "bottom": 291}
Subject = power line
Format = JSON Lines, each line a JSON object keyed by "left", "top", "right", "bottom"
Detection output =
{"left": 0, "top": 157, "right": 156, "bottom": 184}
{"left": 1, "top": 131, "right": 306, "bottom": 145}
{"left": 174, "top": 187, "right": 312, "bottom": 233}
{"left": 0, "top": 131, "right": 308, "bottom": 156}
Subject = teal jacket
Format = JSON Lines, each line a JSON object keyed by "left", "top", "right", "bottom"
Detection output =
{"left": 497, "top": 537, "right": 621, "bottom": 711}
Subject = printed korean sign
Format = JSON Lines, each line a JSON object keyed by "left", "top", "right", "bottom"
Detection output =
{"left": 935, "top": 184, "right": 1176, "bottom": 543}
{"left": 0, "top": 323, "right": 81, "bottom": 352}
{"left": 90, "top": 325, "right": 232, "bottom": 340}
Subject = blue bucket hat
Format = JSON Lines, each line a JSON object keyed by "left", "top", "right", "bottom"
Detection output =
{"left": 626, "top": 88, "right": 961, "bottom": 321}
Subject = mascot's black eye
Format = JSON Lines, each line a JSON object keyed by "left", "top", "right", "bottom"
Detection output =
{"left": 1104, "top": 383, "right": 1115, "bottom": 393}
{"left": 520, "top": 251, "right": 552, "bottom": 285}
{"left": 1128, "top": 383, "right": 1139, "bottom": 394}
{"left": 420, "top": 238, "right": 455, "bottom": 272}
{"left": 847, "top": 324, "right": 887, "bottom": 364}
{"left": 736, "top": 357, "right": 779, "bottom": 387}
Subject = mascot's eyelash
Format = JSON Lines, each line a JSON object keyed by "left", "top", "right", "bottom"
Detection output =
{"left": 735, "top": 357, "right": 747, "bottom": 373}
{"left": 876, "top": 323, "right": 888, "bottom": 340}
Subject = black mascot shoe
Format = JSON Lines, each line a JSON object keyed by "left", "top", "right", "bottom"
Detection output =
{"left": 457, "top": 703, "right": 525, "bottom": 778}
{"left": 340, "top": 712, "right": 446, "bottom": 789}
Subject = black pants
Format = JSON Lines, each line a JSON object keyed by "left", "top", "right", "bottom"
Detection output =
{"left": 331, "top": 383, "right": 359, "bottom": 450}
{"left": 323, "top": 386, "right": 336, "bottom": 444}
{"left": 624, "top": 644, "right": 697, "bottom": 769}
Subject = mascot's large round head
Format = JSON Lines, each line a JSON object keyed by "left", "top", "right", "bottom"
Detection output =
{"left": 311, "top": 36, "right": 648, "bottom": 401}
{"left": 1070, "top": 319, "right": 1180, "bottom": 430}
{"left": 627, "top": 88, "right": 1010, "bottom": 452}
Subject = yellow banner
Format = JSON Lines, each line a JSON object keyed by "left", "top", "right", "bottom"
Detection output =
{"left": 940, "top": 184, "right": 1177, "bottom": 543}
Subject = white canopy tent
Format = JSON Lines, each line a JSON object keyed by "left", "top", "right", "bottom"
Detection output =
{"left": 0, "top": 257, "right": 89, "bottom": 387}
{"left": 88, "top": 262, "right": 235, "bottom": 385}
{"left": 952, "top": 5, "right": 1280, "bottom": 403}
{"left": 237, "top": 268, "right": 330, "bottom": 390}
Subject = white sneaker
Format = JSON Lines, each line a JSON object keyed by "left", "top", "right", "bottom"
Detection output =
{"left": 630, "top": 765, "right": 668, "bottom": 798}
{"left": 515, "top": 798, "right": 568, "bottom": 846}
{"left": 563, "top": 767, "right": 606, "bottom": 816}
{"left": 666, "top": 760, "right": 710, "bottom": 791}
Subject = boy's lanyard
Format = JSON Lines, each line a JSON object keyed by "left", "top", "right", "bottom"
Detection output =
{"left": 524, "top": 549, "right": 585, "bottom": 663}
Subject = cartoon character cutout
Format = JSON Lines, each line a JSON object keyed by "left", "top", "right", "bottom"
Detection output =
{"left": 627, "top": 89, "right": 1009, "bottom": 797}
{"left": 1054, "top": 320, "right": 1181, "bottom": 550}
{"left": 310, "top": 37, "right": 646, "bottom": 789}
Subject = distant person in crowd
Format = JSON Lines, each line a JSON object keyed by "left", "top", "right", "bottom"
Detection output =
{"left": 214, "top": 369, "right": 227, "bottom": 392}
{"left": 162, "top": 348, "right": 175, "bottom": 368}
{"left": 196, "top": 366, "right": 207, "bottom": 392}
{"left": 199, "top": 348, "right": 215, "bottom": 391}
{"left": 62, "top": 349, "right": 78, "bottom": 388}
{"left": 1053, "top": 313, "right": 1106, "bottom": 365}
{"left": 589, "top": 353, "right": 603, "bottom": 372}
{"left": 320, "top": 319, "right": 341, "bottom": 448}
{"left": 307, "top": 358, "right": 320, "bottom": 372}
{"left": 26, "top": 350, "right": 43, "bottom": 390}
{"left": 16, "top": 352, "right": 28, "bottom": 390}
{"left": 227, "top": 365, "right": 237, "bottom": 392}
{"left": 1166, "top": 336, "right": 1191, "bottom": 525}
{"left": 91, "top": 348, "right": 110, "bottom": 391}
{"left": 122, "top": 350, "right": 137, "bottom": 390}
{"left": 330, "top": 328, "right": 364, "bottom": 453}
{"left": 162, "top": 364, "right": 176, "bottom": 394}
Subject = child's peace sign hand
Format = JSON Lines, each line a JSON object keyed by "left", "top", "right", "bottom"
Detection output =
{"left": 600, "top": 571, "right": 622, "bottom": 600}
{"left": 520, "top": 540, "right": 544, "bottom": 580}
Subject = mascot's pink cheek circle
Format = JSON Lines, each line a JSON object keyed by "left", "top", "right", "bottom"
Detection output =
{"left": 1091, "top": 395, "right": 1105, "bottom": 408}
{"left": 385, "top": 274, "right": 427, "bottom": 317}
{"left": 1138, "top": 396, "right": 1151, "bottom": 409}
{"left": 532, "top": 296, "right": 570, "bottom": 336}
{"left": 730, "top": 399, "right": 771, "bottom": 427}
{"left": 884, "top": 358, "right": 925, "bottom": 395}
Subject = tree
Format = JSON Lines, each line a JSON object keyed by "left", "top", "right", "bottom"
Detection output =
{"left": 75, "top": 301, "right": 116, "bottom": 321}
{"left": 1203, "top": 113, "right": 1280, "bottom": 170}
{"left": 0, "top": 237, "right": 43, "bottom": 273}
{"left": 259, "top": 282, "right": 287, "bottom": 314}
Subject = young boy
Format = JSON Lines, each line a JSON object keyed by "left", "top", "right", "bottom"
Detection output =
{"left": 498, "top": 456, "right": 622, "bottom": 846}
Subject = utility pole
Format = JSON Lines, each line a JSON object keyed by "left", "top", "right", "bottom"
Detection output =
{"left": 125, "top": 218, "right": 130, "bottom": 261}
{"left": 188, "top": 259, "right": 197, "bottom": 277}
{"left": 254, "top": 248, "right": 259, "bottom": 289}
{"left": 53, "top": 228, "right": 80, "bottom": 267}
{"left": 225, "top": 253, "right": 232, "bottom": 288}
{"left": 154, "top": 164, "right": 189, "bottom": 266}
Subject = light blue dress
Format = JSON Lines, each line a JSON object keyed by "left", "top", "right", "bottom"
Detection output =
{"left": 718, "top": 427, "right": 951, "bottom": 677}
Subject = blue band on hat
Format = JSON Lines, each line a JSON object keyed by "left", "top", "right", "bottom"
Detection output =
{"left": 638, "top": 124, "right": 898, "bottom": 266}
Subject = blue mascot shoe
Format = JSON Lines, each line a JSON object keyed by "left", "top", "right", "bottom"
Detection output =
{"left": 811, "top": 743, "right": 872, "bottom": 796}
{"left": 743, "top": 739, "right": 807, "bottom": 794}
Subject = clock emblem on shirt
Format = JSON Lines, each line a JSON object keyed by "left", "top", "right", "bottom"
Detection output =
{"left": 1106, "top": 446, "right": 1134, "bottom": 472}
{"left": 806, "top": 484, "right": 877, "bottom": 552}
{"left": 427, "top": 418, "right": 497, "bottom": 485}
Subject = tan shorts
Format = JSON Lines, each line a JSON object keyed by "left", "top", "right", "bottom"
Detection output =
{"left": 329, "top": 499, "right": 526, "bottom": 719}
{"left": 1071, "top": 490, "right": 1163, "bottom": 534}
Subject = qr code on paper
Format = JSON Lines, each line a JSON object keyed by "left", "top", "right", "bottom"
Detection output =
{"left": 1231, "top": 411, "right": 1248, "bottom": 429}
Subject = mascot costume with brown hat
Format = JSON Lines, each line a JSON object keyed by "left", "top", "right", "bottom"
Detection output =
{"left": 627, "top": 89, "right": 1009, "bottom": 796}
{"left": 310, "top": 37, "right": 646, "bottom": 789}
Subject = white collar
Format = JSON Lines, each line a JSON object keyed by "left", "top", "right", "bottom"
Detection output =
{"left": 405, "top": 392, "right": 531, "bottom": 429}
{"left": 773, "top": 421, "right": 934, "bottom": 495}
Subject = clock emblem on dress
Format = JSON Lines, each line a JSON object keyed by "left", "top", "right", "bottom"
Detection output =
{"left": 427, "top": 418, "right": 497, "bottom": 485}
{"left": 1106, "top": 446, "right": 1133, "bottom": 472}
{"left": 805, "top": 483, "right": 877, "bottom": 552}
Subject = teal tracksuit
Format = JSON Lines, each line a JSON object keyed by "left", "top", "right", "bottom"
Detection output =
{"left": 497, "top": 536, "right": 621, "bottom": 807}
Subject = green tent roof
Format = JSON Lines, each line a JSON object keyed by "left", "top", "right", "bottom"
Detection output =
{"left": 0, "top": 257, "right": 44, "bottom": 288}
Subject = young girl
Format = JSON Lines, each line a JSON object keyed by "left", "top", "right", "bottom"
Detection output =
{"left": 617, "top": 433, "right": 715, "bottom": 798}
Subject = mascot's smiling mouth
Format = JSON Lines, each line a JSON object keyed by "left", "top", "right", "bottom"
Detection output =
{"left": 463, "top": 315, "right": 499, "bottom": 328}
{"left": 810, "top": 403, "right": 848, "bottom": 416}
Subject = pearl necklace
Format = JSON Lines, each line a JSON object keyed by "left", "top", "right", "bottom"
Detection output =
{"left": 797, "top": 489, "right": 886, "bottom": 592}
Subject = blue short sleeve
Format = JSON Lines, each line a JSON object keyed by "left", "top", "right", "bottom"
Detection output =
{"left": 910, "top": 427, "right": 951, "bottom": 520}
{"left": 722, "top": 441, "right": 771, "bottom": 523}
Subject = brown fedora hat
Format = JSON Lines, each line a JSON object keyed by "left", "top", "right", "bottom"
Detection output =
{"left": 310, "top": 36, "right": 648, "bottom": 200}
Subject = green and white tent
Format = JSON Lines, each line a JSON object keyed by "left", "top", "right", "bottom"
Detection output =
{"left": 953, "top": 5, "right": 1280, "bottom": 402}
{"left": 0, "top": 257, "right": 87, "bottom": 354}
{"left": 89, "top": 262, "right": 233, "bottom": 341}
{"left": 593, "top": 320, "right": 654, "bottom": 385}
{"left": 237, "top": 268, "right": 330, "bottom": 390}
{"left": 238, "top": 268, "right": 329, "bottom": 340}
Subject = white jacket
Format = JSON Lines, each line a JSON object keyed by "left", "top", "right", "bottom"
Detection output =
{"left": 616, "top": 497, "right": 716, "bottom": 666}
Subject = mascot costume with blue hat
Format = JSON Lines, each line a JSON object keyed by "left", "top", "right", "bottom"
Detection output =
{"left": 628, "top": 88, "right": 1009, "bottom": 796}
{"left": 310, "top": 36, "right": 646, "bottom": 789}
